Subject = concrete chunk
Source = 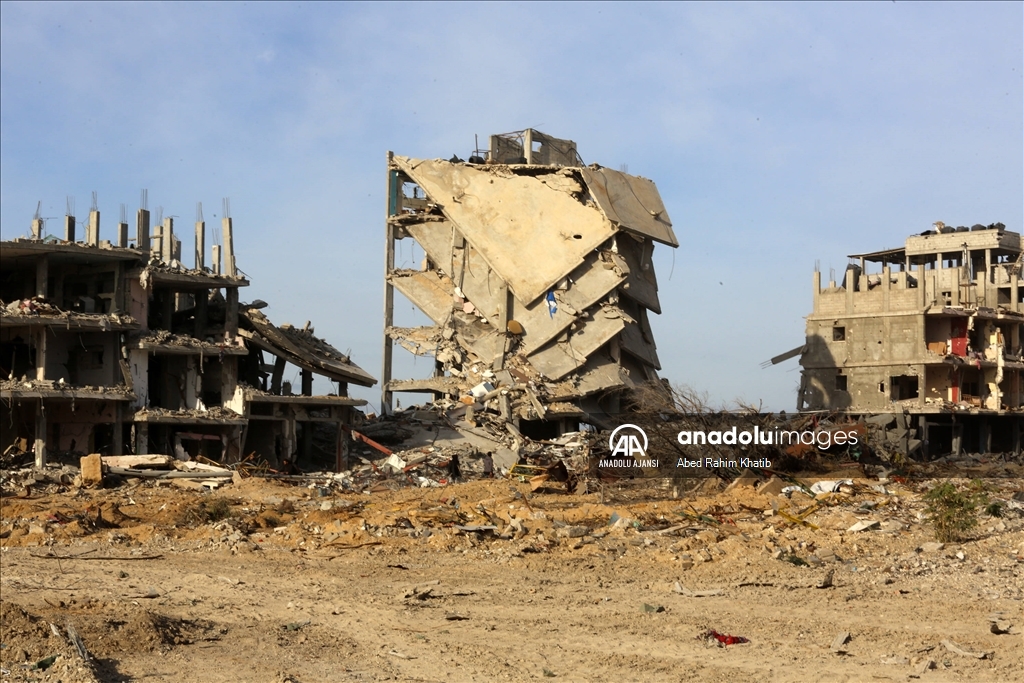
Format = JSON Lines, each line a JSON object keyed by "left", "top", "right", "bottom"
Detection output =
{"left": 80, "top": 454, "right": 103, "bottom": 488}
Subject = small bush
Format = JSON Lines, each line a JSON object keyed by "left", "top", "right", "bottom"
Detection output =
{"left": 924, "top": 481, "right": 986, "bottom": 543}
{"left": 985, "top": 501, "right": 1003, "bottom": 518}
{"left": 178, "top": 497, "right": 233, "bottom": 526}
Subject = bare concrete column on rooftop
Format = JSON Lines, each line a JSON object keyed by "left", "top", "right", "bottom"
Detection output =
{"left": 137, "top": 209, "right": 150, "bottom": 253}
{"left": 117, "top": 222, "right": 129, "bottom": 248}
{"left": 212, "top": 245, "right": 221, "bottom": 275}
{"left": 161, "top": 217, "right": 174, "bottom": 264}
{"left": 64, "top": 215, "right": 75, "bottom": 242}
{"left": 195, "top": 220, "right": 205, "bottom": 270}
{"left": 87, "top": 210, "right": 100, "bottom": 246}
{"left": 221, "top": 217, "right": 235, "bottom": 277}
{"left": 812, "top": 270, "right": 821, "bottom": 314}
{"left": 31, "top": 218, "right": 43, "bottom": 240}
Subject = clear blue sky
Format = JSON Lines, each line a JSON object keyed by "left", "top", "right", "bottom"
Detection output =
{"left": 2, "top": 2, "right": 1021, "bottom": 412}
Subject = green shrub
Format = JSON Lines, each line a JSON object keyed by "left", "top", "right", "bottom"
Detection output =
{"left": 923, "top": 481, "right": 986, "bottom": 543}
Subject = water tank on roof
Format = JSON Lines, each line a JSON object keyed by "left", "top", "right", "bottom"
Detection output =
{"left": 971, "top": 224, "right": 986, "bottom": 231}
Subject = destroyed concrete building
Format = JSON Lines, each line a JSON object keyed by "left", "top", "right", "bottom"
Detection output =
{"left": 1, "top": 198, "right": 375, "bottom": 471}
{"left": 797, "top": 222, "right": 1023, "bottom": 455}
{"left": 380, "top": 129, "right": 678, "bottom": 436}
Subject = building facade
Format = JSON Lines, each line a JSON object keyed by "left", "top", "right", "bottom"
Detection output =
{"left": 799, "top": 223, "right": 1023, "bottom": 455}
{"left": 2, "top": 202, "right": 374, "bottom": 470}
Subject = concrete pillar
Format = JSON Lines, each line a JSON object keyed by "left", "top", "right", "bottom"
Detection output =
{"left": 212, "top": 245, "right": 221, "bottom": 275}
{"left": 185, "top": 357, "right": 198, "bottom": 409}
{"left": 300, "top": 419, "right": 312, "bottom": 465}
{"left": 301, "top": 369, "right": 313, "bottom": 396}
{"left": 524, "top": 128, "right": 534, "bottom": 164}
{"left": 381, "top": 159, "right": 398, "bottom": 415}
{"left": 64, "top": 215, "right": 76, "bottom": 242}
{"left": 271, "top": 357, "right": 286, "bottom": 395}
{"left": 1012, "top": 418, "right": 1021, "bottom": 456}
{"left": 845, "top": 267, "right": 855, "bottom": 313}
{"left": 136, "top": 422, "right": 149, "bottom": 455}
{"left": 31, "top": 218, "right": 44, "bottom": 240}
{"left": 113, "top": 404, "right": 123, "bottom": 456}
{"left": 225, "top": 287, "right": 239, "bottom": 341}
{"left": 152, "top": 224, "right": 163, "bottom": 260}
{"left": 194, "top": 290, "right": 208, "bottom": 338}
{"left": 87, "top": 210, "right": 100, "bottom": 246}
{"left": 137, "top": 209, "right": 150, "bottom": 253}
{"left": 35, "top": 255, "right": 48, "bottom": 298}
{"left": 162, "top": 291, "right": 174, "bottom": 329}
{"left": 35, "top": 328, "right": 47, "bottom": 381}
{"left": 221, "top": 217, "right": 236, "bottom": 277}
{"left": 221, "top": 356, "right": 238, "bottom": 406}
{"left": 1012, "top": 272, "right": 1019, "bottom": 314}
{"left": 979, "top": 418, "right": 991, "bottom": 454}
{"left": 34, "top": 401, "right": 47, "bottom": 468}
{"left": 882, "top": 265, "right": 891, "bottom": 312}
{"left": 161, "top": 218, "right": 174, "bottom": 264}
{"left": 195, "top": 221, "right": 205, "bottom": 270}
{"left": 117, "top": 222, "right": 129, "bottom": 248}
{"left": 812, "top": 271, "right": 821, "bottom": 313}
{"left": 951, "top": 423, "right": 962, "bottom": 457}
{"left": 917, "top": 263, "right": 926, "bottom": 307}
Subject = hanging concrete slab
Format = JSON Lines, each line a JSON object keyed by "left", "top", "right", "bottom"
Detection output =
{"left": 615, "top": 234, "right": 661, "bottom": 314}
{"left": 526, "top": 309, "right": 627, "bottom": 380}
{"left": 390, "top": 270, "right": 455, "bottom": 325}
{"left": 394, "top": 156, "right": 617, "bottom": 305}
{"left": 580, "top": 167, "right": 678, "bottom": 247}
{"left": 404, "top": 219, "right": 625, "bottom": 353}
{"left": 619, "top": 319, "right": 661, "bottom": 370}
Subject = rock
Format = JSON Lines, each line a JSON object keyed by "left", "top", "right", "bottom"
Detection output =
{"left": 756, "top": 476, "right": 786, "bottom": 497}
{"left": 725, "top": 469, "right": 757, "bottom": 491}
{"left": 913, "top": 658, "right": 935, "bottom": 674}
{"left": 847, "top": 520, "right": 879, "bottom": 533}
{"left": 918, "top": 542, "right": 944, "bottom": 553}
{"left": 80, "top": 453, "right": 103, "bottom": 487}
{"left": 830, "top": 631, "right": 851, "bottom": 654}
{"left": 556, "top": 525, "right": 588, "bottom": 539}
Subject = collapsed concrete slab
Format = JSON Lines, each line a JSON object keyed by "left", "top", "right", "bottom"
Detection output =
{"left": 381, "top": 129, "right": 677, "bottom": 431}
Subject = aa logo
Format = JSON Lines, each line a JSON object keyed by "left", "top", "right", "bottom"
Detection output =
{"left": 609, "top": 424, "right": 648, "bottom": 458}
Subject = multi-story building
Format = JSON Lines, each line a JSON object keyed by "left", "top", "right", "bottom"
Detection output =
{"left": 1, "top": 200, "right": 374, "bottom": 470}
{"left": 380, "top": 129, "right": 677, "bottom": 436}
{"left": 799, "top": 222, "right": 1023, "bottom": 455}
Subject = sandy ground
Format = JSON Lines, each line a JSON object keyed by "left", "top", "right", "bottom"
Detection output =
{"left": 1, "top": 474, "right": 1022, "bottom": 683}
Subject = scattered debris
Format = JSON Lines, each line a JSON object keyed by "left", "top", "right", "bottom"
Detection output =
{"left": 699, "top": 629, "right": 749, "bottom": 647}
